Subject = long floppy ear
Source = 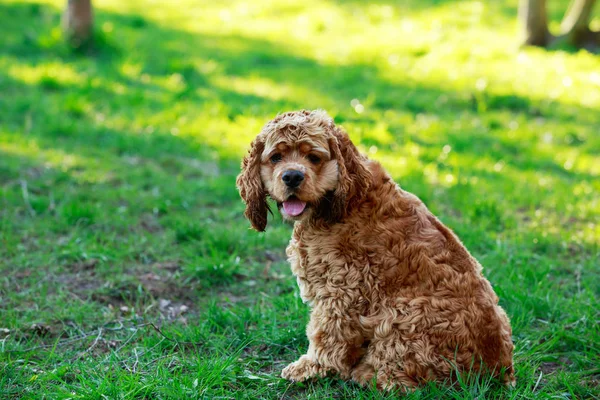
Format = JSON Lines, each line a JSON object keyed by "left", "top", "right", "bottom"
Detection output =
{"left": 236, "top": 137, "right": 271, "bottom": 232}
{"left": 325, "top": 127, "right": 371, "bottom": 222}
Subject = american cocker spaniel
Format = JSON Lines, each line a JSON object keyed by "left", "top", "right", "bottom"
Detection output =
{"left": 236, "top": 110, "right": 515, "bottom": 390}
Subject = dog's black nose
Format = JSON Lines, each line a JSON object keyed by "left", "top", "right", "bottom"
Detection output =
{"left": 282, "top": 170, "right": 304, "bottom": 188}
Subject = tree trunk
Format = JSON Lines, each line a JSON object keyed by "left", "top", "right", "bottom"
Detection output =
{"left": 560, "top": 0, "right": 598, "bottom": 47}
{"left": 519, "top": 0, "right": 551, "bottom": 46}
{"left": 519, "top": 0, "right": 599, "bottom": 50}
{"left": 63, "top": 0, "right": 93, "bottom": 50}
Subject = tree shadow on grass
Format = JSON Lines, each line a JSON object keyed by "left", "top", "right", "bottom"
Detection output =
{"left": 1, "top": 3, "right": 595, "bottom": 149}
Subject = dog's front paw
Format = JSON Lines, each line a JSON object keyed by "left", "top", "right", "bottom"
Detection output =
{"left": 281, "top": 355, "right": 324, "bottom": 382}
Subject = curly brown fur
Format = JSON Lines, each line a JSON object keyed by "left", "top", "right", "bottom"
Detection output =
{"left": 237, "top": 110, "right": 515, "bottom": 390}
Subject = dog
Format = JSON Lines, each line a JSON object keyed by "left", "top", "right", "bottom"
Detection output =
{"left": 236, "top": 109, "right": 515, "bottom": 390}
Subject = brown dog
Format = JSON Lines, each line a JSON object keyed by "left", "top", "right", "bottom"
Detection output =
{"left": 236, "top": 110, "right": 515, "bottom": 390}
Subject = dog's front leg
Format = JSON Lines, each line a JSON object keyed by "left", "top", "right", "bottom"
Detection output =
{"left": 282, "top": 303, "right": 364, "bottom": 382}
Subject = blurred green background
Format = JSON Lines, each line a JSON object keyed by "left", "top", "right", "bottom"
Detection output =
{"left": 0, "top": 0, "right": 598, "bottom": 398}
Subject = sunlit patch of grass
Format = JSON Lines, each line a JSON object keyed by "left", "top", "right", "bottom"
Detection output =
{"left": 6, "top": 61, "right": 84, "bottom": 87}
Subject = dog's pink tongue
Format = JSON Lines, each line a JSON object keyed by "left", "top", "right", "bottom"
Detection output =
{"left": 283, "top": 199, "right": 306, "bottom": 216}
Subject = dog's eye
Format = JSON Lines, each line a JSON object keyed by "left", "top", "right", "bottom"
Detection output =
{"left": 270, "top": 154, "right": 282, "bottom": 163}
{"left": 308, "top": 154, "right": 321, "bottom": 164}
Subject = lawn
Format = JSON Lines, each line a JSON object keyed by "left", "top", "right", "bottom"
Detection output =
{"left": 0, "top": 0, "right": 598, "bottom": 398}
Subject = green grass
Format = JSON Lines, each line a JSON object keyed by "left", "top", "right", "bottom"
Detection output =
{"left": 0, "top": 0, "right": 599, "bottom": 398}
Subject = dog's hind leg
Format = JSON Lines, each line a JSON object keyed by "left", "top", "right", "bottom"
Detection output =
{"left": 350, "top": 323, "right": 444, "bottom": 391}
{"left": 350, "top": 342, "right": 419, "bottom": 391}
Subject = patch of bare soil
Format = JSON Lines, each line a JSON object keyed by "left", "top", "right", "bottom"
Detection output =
{"left": 58, "top": 259, "right": 197, "bottom": 322}
{"left": 4, "top": 320, "right": 74, "bottom": 344}
{"left": 540, "top": 361, "right": 564, "bottom": 374}
{"left": 536, "top": 357, "right": 575, "bottom": 389}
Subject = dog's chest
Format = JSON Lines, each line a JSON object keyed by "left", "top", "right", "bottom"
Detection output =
{"left": 286, "top": 232, "right": 363, "bottom": 304}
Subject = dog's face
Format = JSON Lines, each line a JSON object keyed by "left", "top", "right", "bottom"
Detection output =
{"left": 237, "top": 110, "right": 371, "bottom": 231}
{"left": 260, "top": 126, "right": 338, "bottom": 222}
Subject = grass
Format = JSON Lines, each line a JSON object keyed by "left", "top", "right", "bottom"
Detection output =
{"left": 0, "top": 0, "right": 598, "bottom": 398}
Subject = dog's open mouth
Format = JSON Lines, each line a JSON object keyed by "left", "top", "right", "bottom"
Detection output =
{"left": 282, "top": 196, "right": 307, "bottom": 217}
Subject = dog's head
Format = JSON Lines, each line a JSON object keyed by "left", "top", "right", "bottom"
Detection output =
{"left": 236, "top": 109, "right": 371, "bottom": 231}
